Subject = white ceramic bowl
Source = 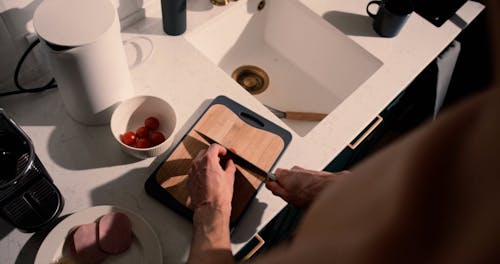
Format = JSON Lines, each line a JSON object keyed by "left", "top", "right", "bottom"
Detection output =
{"left": 111, "top": 96, "right": 176, "bottom": 159}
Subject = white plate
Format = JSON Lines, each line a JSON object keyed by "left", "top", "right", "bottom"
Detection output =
{"left": 35, "top": 205, "right": 162, "bottom": 264}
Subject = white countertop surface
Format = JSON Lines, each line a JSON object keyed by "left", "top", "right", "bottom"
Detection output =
{"left": 0, "top": 0, "right": 484, "bottom": 263}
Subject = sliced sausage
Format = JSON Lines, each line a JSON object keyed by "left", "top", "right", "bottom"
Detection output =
{"left": 71, "top": 223, "right": 107, "bottom": 264}
{"left": 97, "top": 212, "right": 133, "bottom": 254}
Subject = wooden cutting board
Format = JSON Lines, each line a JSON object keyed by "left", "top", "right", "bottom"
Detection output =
{"left": 145, "top": 96, "right": 291, "bottom": 226}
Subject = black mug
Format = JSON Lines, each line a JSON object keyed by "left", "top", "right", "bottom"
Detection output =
{"left": 367, "top": 0, "right": 413, "bottom": 37}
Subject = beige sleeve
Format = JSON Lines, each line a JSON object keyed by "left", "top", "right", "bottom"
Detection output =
{"left": 252, "top": 85, "right": 500, "bottom": 264}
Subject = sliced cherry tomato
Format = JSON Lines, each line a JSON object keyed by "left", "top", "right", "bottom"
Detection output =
{"left": 150, "top": 131, "right": 166, "bottom": 146}
{"left": 120, "top": 131, "right": 136, "bottom": 146}
{"left": 136, "top": 138, "right": 152, "bottom": 148}
{"left": 144, "top": 117, "right": 160, "bottom": 130}
{"left": 136, "top": 126, "right": 150, "bottom": 138}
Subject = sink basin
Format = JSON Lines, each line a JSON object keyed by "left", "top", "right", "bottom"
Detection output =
{"left": 186, "top": 0, "right": 382, "bottom": 136}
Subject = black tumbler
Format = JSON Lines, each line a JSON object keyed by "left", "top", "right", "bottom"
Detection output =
{"left": 161, "top": 0, "right": 186, "bottom": 36}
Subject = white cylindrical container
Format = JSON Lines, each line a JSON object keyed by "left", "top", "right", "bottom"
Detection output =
{"left": 33, "top": 0, "right": 134, "bottom": 125}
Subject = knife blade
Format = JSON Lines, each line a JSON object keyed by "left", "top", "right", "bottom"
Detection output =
{"left": 193, "top": 130, "right": 276, "bottom": 182}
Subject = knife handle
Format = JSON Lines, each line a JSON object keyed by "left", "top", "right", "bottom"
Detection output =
{"left": 220, "top": 154, "right": 229, "bottom": 168}
{"left": 267, "top": 172, "right": 276, "bottom": 182}
{"left": 285, "top": 111, "right": 327, "bottom": 121}
{"left": 245, "top": 171, "right": 276, "bottom": 182}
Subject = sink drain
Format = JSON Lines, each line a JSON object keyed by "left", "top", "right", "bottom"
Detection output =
{"left": 231, "top": 65, "right": 269, "bottom": 95}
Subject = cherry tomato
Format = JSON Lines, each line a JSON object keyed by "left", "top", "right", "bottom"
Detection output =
{"left": 150, "top": 131, "right": 166, "bottom": 146}
{"left": 120, "top": 131, "right": 136, "bottom": 146}
{"left": 136, "top": 138, "right": 152, "bottom": 148}
{"left": 144, "top": 117, "right": 160, "bottom": 130}
{"left": 136, "top": 126, "right": 150, "bottom": 138}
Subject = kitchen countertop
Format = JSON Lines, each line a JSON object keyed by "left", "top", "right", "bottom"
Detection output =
{"left": 0, "top": 0, "right": 484, "bottom": 263}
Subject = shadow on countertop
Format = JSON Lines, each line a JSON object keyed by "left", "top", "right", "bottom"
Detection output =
{"left": 230, "top": 197, "right": 267, "bottom": 244}
{"left": 14, "top": 214, "right": 70, "bottom": 264}
{"left": 46, "top": 119, "right": 139, "bottom": 170}
{"left": 322, "top": 10, "right": 379, "bottom": 37}
{"left": 0, "top": 90, "right": 139, "bottom": 170}
{"left": 45, "top": 97, "right": 215, "bottom": 170}
{"left": 0, "top": 218, "right": 14, "bottom": 240}
{"left": 15, "top": 231, "right": 49, "bottom": 264}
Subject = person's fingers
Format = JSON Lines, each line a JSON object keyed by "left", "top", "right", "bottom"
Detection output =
{"left": 224, "top": 158, "right": 236, "bottom": 175}
{"left": 292, "top": 166, "right": 319, "bottom": 174}
{"left": 207, "top": 143, "right": 227, "bottom": 157}
{"left": 291, "top": 165, "right": 304, "bottom": 171}
{"left": 274, "top": 168, "right": 288, "bottom": 180}
{"left": 202, "top": 144, "right": 220, "bottom": 167}
{"left": 194, "top": 149, "right": 207, "bottom": 163}
{"left": 187, "top": 172, "right": 194, "bottom": 189}
{"left": 204, "top": 144, "right": 220, "bottom": 162}
{"left": 206, "top": 144, "right": 229, "bottom": 167}
{"left": 265, "top": 181, "right": 288, "bottom": 200}
{"left": 317, "top": 170, "right": 350, "bottom": 177}
{"left": 274, "top": 168, "right": 293, "bottom": 187}
{"left": 338, "top": 170, "right": 351, "bottom": 175}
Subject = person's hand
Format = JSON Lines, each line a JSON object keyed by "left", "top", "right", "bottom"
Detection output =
{"left": 188, "top": 144, "right": 236, "bottom": 213}
{"left": 187, "top": 144, "right": 236, "bottom": 264}
{"left": 266, "top": 166, "right": 350, "bottom": 209}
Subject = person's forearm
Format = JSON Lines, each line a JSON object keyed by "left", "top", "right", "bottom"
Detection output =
{"left": 188, "top": 205, "right": 235, "bottom": 264}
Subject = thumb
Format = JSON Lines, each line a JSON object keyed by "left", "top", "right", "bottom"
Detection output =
{"left": 266, "top": 181, "right": 288, "bottom": 200}
{"left": 224, "top": 158, "right": 236, "bottom": 175}
{"left": 291, "top": 165, "right": 305, "bottom": 171}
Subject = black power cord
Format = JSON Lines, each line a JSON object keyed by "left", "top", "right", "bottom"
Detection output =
{"left": 0, "top": 39, "right": 57, "bottom": 97}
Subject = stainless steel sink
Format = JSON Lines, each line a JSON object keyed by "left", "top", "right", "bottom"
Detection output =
{"left": 186, "top": 0, "right": 383, "bottom": 136}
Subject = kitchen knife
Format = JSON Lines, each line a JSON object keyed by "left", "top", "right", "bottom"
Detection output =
{"left": 194, "top": 130, "right": 276, "bottom": 182}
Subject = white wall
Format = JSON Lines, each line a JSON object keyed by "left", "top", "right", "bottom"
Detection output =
{"left": 0, "top": 0, "right": 151, "bottom": 92}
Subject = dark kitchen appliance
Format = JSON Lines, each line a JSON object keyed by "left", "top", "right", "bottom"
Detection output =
{"left": 0, "top": 108, "right": 63, "bottom": 232}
